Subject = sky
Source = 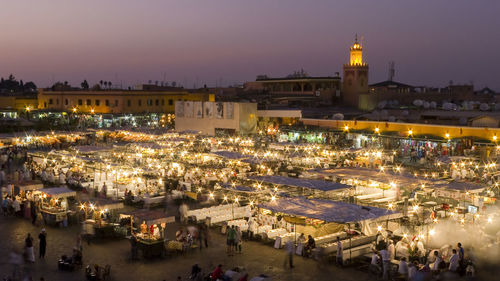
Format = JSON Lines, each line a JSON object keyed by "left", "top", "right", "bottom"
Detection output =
{"left": 1, "top": 0, "right": 499, "bottom": 90}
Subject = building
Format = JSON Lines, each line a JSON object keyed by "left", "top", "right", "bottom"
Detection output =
{"left": 244, "top": 69, "right": 342, "bottom": 107}
{"left": 175, "top": 102, "right": 257, "bottom": 135}
{"left": 0, "top": 95, "right": 38, "bottom": 117}
{"left": 343, "top": 35, "right": 369, "bottom": 108}
{"left": 37, "top": 89, "right": 214, "bottom": 114}
{"left": 369, "top": 80, "right": 415, "bottom": 94}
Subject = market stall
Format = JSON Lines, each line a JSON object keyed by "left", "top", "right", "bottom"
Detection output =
{"left": 258, "top": 197, "right": 402, "bottom": 260}
{"left": 80, "top": 198, "right": 125, "bottom": 238}
{"left": 39, "top": 187, "right": 77, "bottom": 226}
{"left": 120, "top": 210, "right": 175, "bottom": 258}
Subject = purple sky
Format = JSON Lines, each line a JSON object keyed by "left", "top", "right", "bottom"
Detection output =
{"left": 1, "top": 0, "right": 499, "bottom": 90}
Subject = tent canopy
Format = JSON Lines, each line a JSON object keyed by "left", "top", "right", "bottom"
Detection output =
{"left": 17, "top": 181, "right": 44, "bottom": 191}
{"left": 222, "top": 184, "right": 259, "bottom": 193}
{"left": 84, "top": 198, "right": 124, "bottom": 210}
{"left": 249, "top": 175, "right": 350, "bottom": 192}
{"left": 259, "top": 197, "right": 401, "bottom": 223}
{"left": 211, "top": 151, "right": 250, "bottom": 160}
{"left": 125, "top": 210, "right": 175, "bottom": 225}
{"left": 41, "top": 187, "right": 76, "bottom": 198}
{"left": 435, "top": 181, "right": 485, "bottom": 191}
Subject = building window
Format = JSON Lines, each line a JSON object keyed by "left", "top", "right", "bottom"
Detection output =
{"left": 105, "top": 100, "right": 110, "bottom": 106}
{"left": 147, "top": 99, "right": 152, "bottom": 106}
{"left": 95, "top": 99, "right": 100, "bottom": 106}
{"left": 168, "top": 99, "right": 173, "bottom": 106}
{"left": 138, "top": 100, "right": 142, "bottom": 106}
{"left": 127, "top": 100, "right": 131, "bottom": 107}
{"left": 86, "top": 99, "right": 91, "bottom": 106}
{"left": 155, "top": 99, "right": 159, "bottom": 106}
{"left": 78, "top": 99, "right": 83, "bottom": 106}
{"left": 65, "top": 99, "right": 68, "bottom": 106}
{"left": 44, "top": 102, "right": 47, "bottom": 108}
{"left": 161, "top": 99, "right": 165, "bottom": 106}
{"left": 49, "top": 99, "right": 53, "bottom": 105}
{"left": 115, "top": 100, "right": 118, "bottom": 106}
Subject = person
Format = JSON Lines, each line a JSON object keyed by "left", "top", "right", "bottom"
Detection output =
{"left": 284, "top": 240, "right": 294, "bottom": 268}
{"left": 38, "top": 229, "right": 47, "bottom": 259}
{"left": 198, "top": 224, "right": 208, "bottom": 249}
{"left": 336, "top": 236, "right": 343, "bottom": 267}
{"left": 179, "top": 203, "right": 188, "bottom": 224}
{"left": 449, "top": 249, "right": 459, "bottom": 272}
{"left": 457, "top": 242, "right": 464, "bottom": 268}
{"left": 176, "top": 227, "right": 185, "bottom": 242}
{"left": 238, "top": 273, "right": 248, "bottom": 281}
{"left": 431, "top": 250, "right": 442, "bottom": 275}
{"left": 398, "top": 257, "right": 408, "bottom": 279}
{"left": 379, "top": 247, "right": 390, "bottom": 280}
{"left": 177, "top": 276, "right": 182, "bottom": 281}
{"left": 247, "top": 217, "right": 255, "bottom": 239}
{"left": 296, "top": 233, "right": 306, "bottom": 256}
{"left": 25, "top": 233, "right": 35, "bottom": 263}
{"left": 190, "top": 264, "right": 202, "bottom": 281}
{"left": 387, "top": 240, "right": 395, "bottom": 261}
{"left": 235, "top": 226, "right": 242, "bottom": 253}
{"left": 12, "top": 197, "right": 21, "bottom": 216}
{"left": 211, "top": 264, "right": 223, "bottom": 281}
{"left": 130, "top": 234, "right": 138, "bottom": 260}
{"left": 226, "top": 225, "right": 236, "bottom": 256}
{"left": 304, "top": 235, "right": 315, "bottom": 257}
{"left": 408, "top": 261, "right": 417, "bottom": 281}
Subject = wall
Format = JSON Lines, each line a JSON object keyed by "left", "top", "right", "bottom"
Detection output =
{"left": 37, "top": 89, "right": 213, "bottom": 114}
{"left": 301, "top": 118, "right": 500, "bottom": 141}
{"left": 175, "top": 102, "right": 257, "bottom": 135}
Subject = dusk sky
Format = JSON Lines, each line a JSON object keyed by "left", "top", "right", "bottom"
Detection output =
{"left": 1, "top": 0, "right": 499, "bottom": 89}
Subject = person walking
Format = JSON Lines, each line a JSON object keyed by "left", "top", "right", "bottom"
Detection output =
{"left": 380, "top": 246, "right": 390, "bottom": 280}
{"left": 284, "top": 240, "right": 294, "bottom": 269}
{"left": 25, "top": 233, "right": 35, "bottom": 263}
{"left": 336, "top": 236, "right": 343, "bottom": 267}
{"left": 38, "top": 229, "right": 47, "bottom": 259}
{"left": 226, "top": 225, "right": 236, "bottom": 256}
{"left": 235, "top": 226, "right": 242, "bottom": 254}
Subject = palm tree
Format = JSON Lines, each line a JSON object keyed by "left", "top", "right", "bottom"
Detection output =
{"left": 99, "top": 80, "right": 103, "bottom": 88}
{"left": 108, "top": 81, "right": 112, "bottom": 89}
{"left": 104, "top": 81, "right": 108, "bottom": 89}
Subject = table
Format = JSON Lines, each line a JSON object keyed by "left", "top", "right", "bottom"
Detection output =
{"left": 41, "top": 209, "right": 68, "bottom": 226}
{"left": 94, "top": 224, "right": 116, "bottom": 238}
{"left": 138, "top": 239, "right": 165, "bottom": 258}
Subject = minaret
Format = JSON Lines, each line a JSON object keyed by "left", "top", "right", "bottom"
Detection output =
{"left": 343, "top": 34, "right": 369, "bottom": 108}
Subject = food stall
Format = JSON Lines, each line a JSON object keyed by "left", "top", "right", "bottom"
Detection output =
{"left": 120, "top": 210, "right": 175, "bottom": 258}
{"left": 39, "top": 187, "right": 77, "bottom": 226}
{"left": 15, "top": 180, "right": 44, "bottom": 220}
{"left": 80, "top": 198, "right": 125, "bottom": 238}
{"left": 258, "top": 197, "right": 402, "bottom": 261}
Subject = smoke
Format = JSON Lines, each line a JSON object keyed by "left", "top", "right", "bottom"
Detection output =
{"left": 425, "top": 206, "right": 500, "bottom": 265}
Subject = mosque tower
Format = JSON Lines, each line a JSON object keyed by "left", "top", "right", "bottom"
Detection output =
{"left": 343, "top": 34, "right": 369, "bottom": 108}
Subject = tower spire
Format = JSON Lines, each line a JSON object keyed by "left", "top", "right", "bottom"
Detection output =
{"left": 355, "top": 33, "right": 358, "bottom": 44}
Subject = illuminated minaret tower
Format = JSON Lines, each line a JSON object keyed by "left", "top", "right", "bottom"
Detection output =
{"left": 343, "top": 34, "right": 369, "bottom": 108}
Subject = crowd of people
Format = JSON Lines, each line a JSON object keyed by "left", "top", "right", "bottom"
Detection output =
{"left": 370, "top": 237, "right": 475, "bottom": 280}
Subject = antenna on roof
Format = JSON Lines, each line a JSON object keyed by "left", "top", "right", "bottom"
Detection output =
{"left": 388, "top": 61, "right": 395, "bottom": 81}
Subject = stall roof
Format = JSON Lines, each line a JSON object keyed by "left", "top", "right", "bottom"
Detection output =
{"left": 17, "top": 181, "right": 44, "bottom": 191}
{"left": 249, "top": 175, "right": 350, "bottom": 192}
{"left": 41, "top": 187, "right": 77, "bottom": 198}
{"left": 211, "top": 151, "right": 250, "bottom": 160}
{"left": 84, "top": 198, "right": 124, "bottom": 210}
{"left": 125, "top": 210, "right": 175, "bottom": 225}
{"left": 314, "top": 168, "right": 438, "bottom": 186}
{"left": 259, "top": 197, "right": 401, "bottom": 223}
{"left": 435, "top": 181, "right": 485, "bottom": 191}
{"left": 222, "top": 184, "right": 259, "bottom": 193}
